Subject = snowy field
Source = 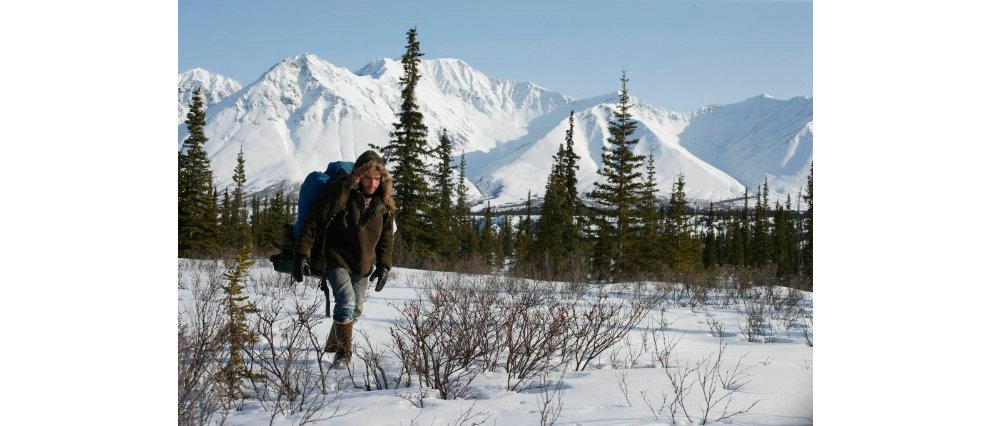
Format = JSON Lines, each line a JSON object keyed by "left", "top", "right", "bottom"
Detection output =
{"left": 178, "top": 259, "right": 812, "bottom": 425}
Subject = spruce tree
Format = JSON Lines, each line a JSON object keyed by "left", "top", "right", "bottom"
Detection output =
{"left": 586, "top": 72, "right": 647, "bottom": 278}
{"left": 454, "top": 152, "right": 474, "bottom": 259}
{"left": 479, "top": 202, "right": 496, "bottom": 267}
{"left": 702, "top": 202, "right": 718, "bottom": 268}
{"left": 230, "top": 144, "right": 250, "bottom": 251}
{"left": 427, "top": 129, "right": 457, "bottom": 259}
{"left": 631, "top": 151, "right": 663, "bottom": 274}
{"left": 178, "top": 88, "right": 220, "bottom": 258}
{"left": 379, "top": 27, "right": 432, "bottom": 260}
{"left": 219, "top": 188, "right": 233, "bottom": 250}
{"left": 514, "top": 191, "right": 534, "bottom": 267}
{"left": 661, "top": 173, "right": 700, "bottom": 270}
{"left": 218, "top": 242, "right": 260, "bottom": 400}
{"left": 499, "top": 211, "right": 513, "bottom": 268}
{"left": 533, "top": 141, "right": 569, "bottom": 269}
{"left": 801, "top": 163, "right": 813, "bottom": 279}
{"left": 751, "top": 178, "right": 771, "bottom": 267}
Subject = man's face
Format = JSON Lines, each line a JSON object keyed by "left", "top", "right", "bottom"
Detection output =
{"left": 361, "top": 171, "right": 382, "bottom": 195}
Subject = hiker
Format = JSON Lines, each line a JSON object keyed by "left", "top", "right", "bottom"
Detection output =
{"left": 292, "top": 150, "right": 395, "bottom": 368}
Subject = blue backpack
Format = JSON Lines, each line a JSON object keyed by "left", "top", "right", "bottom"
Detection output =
{"left": 293, "top": 161, "right": 354, "bottom": 240}
{"left": 271, "top": 161, "right": 354, "bottom": 277}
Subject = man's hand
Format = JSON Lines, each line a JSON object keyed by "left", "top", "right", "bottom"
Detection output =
{"left": 292, "top": 256, "right": 311, "bottom": 283}
{"left": 370, "top": 267, "right": 389, "bottom": 292}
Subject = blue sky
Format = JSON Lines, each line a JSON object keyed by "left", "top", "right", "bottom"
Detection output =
{"left": 179, "top": 0, "right": 811, "bottom": 112}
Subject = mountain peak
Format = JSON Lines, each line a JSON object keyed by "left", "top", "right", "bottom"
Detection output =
{"left": 355, "top": 57, "right": 402, "bottom": 79}
{"left": 177, "top": 68, "right": 242, "bottom": 123}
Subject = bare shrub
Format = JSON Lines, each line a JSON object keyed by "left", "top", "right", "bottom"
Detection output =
{"left": 614, "top": 368, "right": 633, "bottom": 407}
{"left": 802, "top": 315, "right": 814, "bottom": 347}
{"left": 353, "top": 330, "right": 394, "bottom": 391}
{"left": 736, "top": 289, "right": 772, "bottom": 343}
{"left": 643, "top": 343, "right": 761, "bottom": 425}
{"left": 501, "top": 279, "right": 571, "bottom": 390}
{"left": 563, "top": 289, "right": 652, "bottom": 371}
{"left": 450, "top": 401, "right": 493, "bottom": 426}
{"left": 536, "top": 371, "right": 566, "bottom": 426}
{"left": 704, "top": 313, "right": 726, "bottom": 339}
{"left": 246, "top": 291, "right": 357, "bottom": 423}
{"left": 388, "top": 274, "right": 483, "bottom": 400}
{"left": 178, "top": 268, "right": 228, "bottom": 425}
{"left": 608, "top": 334, "right": 647, "bottom": 369}
{"left": 647, "top": 310, "right": 684, "bottom": 369}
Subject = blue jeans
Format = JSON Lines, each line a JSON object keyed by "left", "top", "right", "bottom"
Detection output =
{"left": 326, "top": 268, "right": 369, "bottom": 323}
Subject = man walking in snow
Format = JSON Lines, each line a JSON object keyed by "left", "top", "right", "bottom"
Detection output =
{"left": 292, "top": 150, "right": 395, "bottom": 369}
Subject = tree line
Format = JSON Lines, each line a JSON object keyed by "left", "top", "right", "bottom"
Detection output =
{"left": 178, "top": 27, "right": 812, "bottom": 289}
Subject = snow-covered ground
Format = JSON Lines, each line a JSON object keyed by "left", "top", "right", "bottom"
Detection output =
{"left": 178, "top": 259, "right": 812, "bottom": 425}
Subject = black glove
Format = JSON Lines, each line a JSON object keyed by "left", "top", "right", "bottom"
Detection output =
{"left": 292, "top": 255, "right": 311, "bottom": 283}
{"left": 370, "top": 267, "right": 389, "bottom": 292}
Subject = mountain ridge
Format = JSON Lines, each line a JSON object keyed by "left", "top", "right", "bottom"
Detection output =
{"left": 178, "top": 54, "right": 812, "bottom": 206}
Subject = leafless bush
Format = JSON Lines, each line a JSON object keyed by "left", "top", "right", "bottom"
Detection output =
{"left": 614, "top": 368, "right": 633, "bottom": 407}
{"left": 501, "top": 280, "right": 571, "bottom": 391}
{"left": 802, "top": 316, "right": 814, "bottom": 347}
{"left": 737, "top": 290, "right": 772, "bottom": 343}
{"left": 643, "top": 343, "right": 761, "bottom": 425}
{"left": 397, "top": 388, "right": 436, "bottom": 409}
{"left": 766, "top": 286, "right": 805, "bottom": 325}
{"left": 562, "top": 289, "right": 652, "bottom": 371}
{"left": 352, "top": 329, "right": 401, "bottom": 391}
{"left": 449, "top": 401, "right": 493, "bottom": 426}
{"left": 608, "top": 334, "right": 648, "bottom": 369}
{"left": 246, "top": 291, "right": 357, "bottom": 423}
{"left": 667, "top": 282, "right": 691, "bottom": 307}
{"left": 536, "top": 371, "right": 566, "bottom": 426}
{"left": 647, "top": 310, "right": 684, "bottom": 369}
{"left": 704, "top": 313, "right": 726, "bottom": 339}
{"left": 689, "top": 284, "right": 711, "bottom": 311}
{"left": 388, "top": 275, "right": 483, "bottom": 400}
{"left": 250, "top": 267, "right": 295, "bottom": 300}
{"left": 178, "top": 269, "right": 228, "bottom": 426}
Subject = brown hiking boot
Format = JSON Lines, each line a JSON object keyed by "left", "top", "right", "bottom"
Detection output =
{"left": 324, "top": 319, "right": 357, "bottom": 353}
{"left": 324, "top": 322, "right": 342, "bottom": 353}
{"left": 331, "top": 320, "right": 354, "bottom": 369}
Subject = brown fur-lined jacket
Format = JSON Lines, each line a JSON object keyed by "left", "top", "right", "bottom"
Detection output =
{"left": 294, "top": 151, "right": 395, "bottom": 276}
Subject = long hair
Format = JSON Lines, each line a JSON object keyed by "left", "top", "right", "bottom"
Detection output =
{"left": 350, "top": 161, "right": 396, "bottom": 213}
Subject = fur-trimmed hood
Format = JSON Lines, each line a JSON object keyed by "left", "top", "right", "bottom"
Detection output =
{"left": 349, "top": 150, "right": 395, "bottom": 213}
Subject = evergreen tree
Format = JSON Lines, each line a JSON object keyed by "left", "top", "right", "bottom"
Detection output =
{"left": 230, "top": 144, "right": 250, "bottom": 251}
{"left": 560, "top": 110, "right": 584, "bottom": 248}
{"left": 514, "top": 191, "right": 535, "bottom": 266}
{"left": 533, "top": 141, "right": 569, "bottom": 269}
{"left": 586, "top": 72, "right": 647, "bottom": 278}
{"left": 630, "top": 151, "right": 663, "bottom": 274}
{"left": 801, "top": 163, "right": 813, "bottom": 278}
{"left": 249, "top": 195, "right": 261, "bottom": 247}
{"left": 217, "top": 242, "right": 260, "bottom": 400}
{"left": 740, "top": 188, "right": 751, "bottom": 266}
{"left": 661, "top": 173, "right": 700, "bottom": 270}
{"left": 219, "top": 188, "right": 233, "bottom": 249}
{"left": 751, "top": 178, "right": 771, "bottom": 267}
{"left": 428, "top": 129, "right": 457, "bottom": 259}
{"left": 533, "top": 111, "right": 586, "bottom": 276}
{"left": 178, "top": 88, "right": 220, "bottom": 258}
{"left": 498, "top": 211, "right": 513, "bottom": 268}
{"left": 378, "top": 27, "right": 432, "bottom": 260}
{"left": 479, "top": 202, "right": 496, "bottom": 267}
{"left": 702, "top": 202, "right": 718, "bottom": 268}
{"left": 454, "top": 152, "right": 478, "bottom": 260}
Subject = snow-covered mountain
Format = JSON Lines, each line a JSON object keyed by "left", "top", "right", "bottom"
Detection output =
{"left": 679, "top": 95, "right": 813, "bottom": 201}
{"left": 178, "top": 68, "right": 242, "bottom": 124}
{"left": 178, "top": 54, "right": 812, "bottom": 207}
